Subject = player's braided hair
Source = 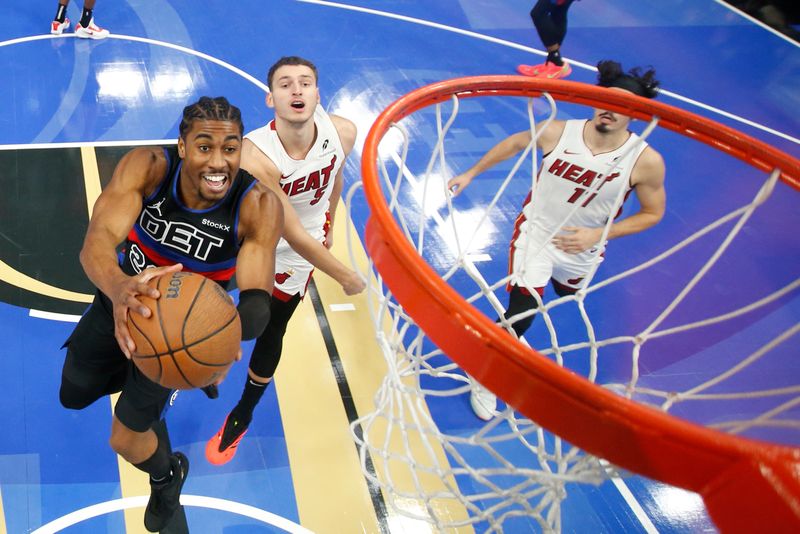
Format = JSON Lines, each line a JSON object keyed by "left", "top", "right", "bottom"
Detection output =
{"left": 596, "top": 60, "right": 660, "bottom": 99}
{"left": 267, "top": 56, "right": 319, "bottom": 90}
{"left": 179, "top": 96, "right": 244, "bottom": 139}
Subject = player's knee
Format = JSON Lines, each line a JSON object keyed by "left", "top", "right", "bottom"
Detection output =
{"left": 108, "top": 422, "right": 137, "bottom": 457}
{"left": 59, "top": 378, "right": 98, "bottom": 410}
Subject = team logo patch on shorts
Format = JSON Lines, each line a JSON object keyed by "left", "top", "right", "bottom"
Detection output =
{"left": 275, "top": 271, "right": 293, "bottom": 284}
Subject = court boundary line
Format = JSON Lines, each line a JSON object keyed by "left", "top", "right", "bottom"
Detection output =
{"left": 712, "top": 0, "right": 800, "bottom": 48}
{"left": 307, "top": 279, "right": 391, "bottom": 534}
{"left": 30, "top": 494, "right": 312, "bottom": 534}
{"left": 297, "top": 0, "right": 800, "bottom": 147}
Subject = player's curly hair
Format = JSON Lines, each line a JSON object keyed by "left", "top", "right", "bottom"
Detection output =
{"left": 179, "top": 96, "right": 243, "bottom": 139}
{"left": 596, "top": 60, "right": 660, "bottom": 99}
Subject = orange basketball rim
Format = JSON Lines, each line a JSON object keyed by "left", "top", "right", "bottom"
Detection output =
{"left": 360, "top": 76, "right": 800, "bottom": 533}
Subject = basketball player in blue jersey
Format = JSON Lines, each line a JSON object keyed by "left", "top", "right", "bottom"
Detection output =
{"left": 205, "top": 56, "right": 366, "bottom": 465}
{"left": 58, "top": 97, "right": 282, "bottom": 532}
{"left": 448, "top": 60, "right": 666, "bottom": 420}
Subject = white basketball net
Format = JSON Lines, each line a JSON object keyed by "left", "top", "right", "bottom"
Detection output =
{"left": 346, "top": 89, "right": 799, "bottom": 533}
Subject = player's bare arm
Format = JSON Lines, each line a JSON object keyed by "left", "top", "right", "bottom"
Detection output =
{"left": 227, "top": 182, "right": 284, "bottom": 362}
{"left": 448, "top": 121, "right": 566, "bottom": 196}
{"left": 235, "top": 183, "right": 283, "bottom": 296}
{"left": 553, "top": 146, "right": 666, "bottom": 254}
{"left": 79, "top": 147, "right": 183, "bottom": 357}
{"left": 326, "top": 114, "right": 357, "bottom": 246}
{"left": 241, "top": 139, "right": 365, "bottom": 295}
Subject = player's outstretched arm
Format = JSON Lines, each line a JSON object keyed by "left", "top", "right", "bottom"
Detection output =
{"left": 241, "top": 139, "right": 365, "bottom": 296}
{"left": 448, "top": 130, "right": 536, "bottom": 196}
{"left": 326, "top": 115, "right": 357, "bottom": 249}
{"left": 79, "top": 147, "right": 183, "bottom": 357}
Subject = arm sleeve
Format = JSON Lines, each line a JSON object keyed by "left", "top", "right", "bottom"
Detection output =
{"left": 237, "top": 289, "right": 272, "bottom": 340}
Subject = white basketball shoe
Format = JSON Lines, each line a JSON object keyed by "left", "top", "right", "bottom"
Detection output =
{"left": 469, "top": 377, "right": 497, "bottom": 421}
{"left": 75, "top": 19, "right": 110, "bottom": 39}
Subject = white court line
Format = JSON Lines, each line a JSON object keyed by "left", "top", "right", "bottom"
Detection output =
{"left": 329, "top": 303, "right": 356, "bottom": 311}
{"left": 0, "top": 138, "right": 176, "bottom": 151}
{"left": 29, "top": 309, "right": 81, "bottom": 323}
{"left": 1, "top": 10, "right": 790, "bottom": 532}
{"left": 712, "top": 0, "right": 800, "bottom": 48}
{"left": 31, "top": 494, "right": 314, "bottom": 534}
{"left": 298, "top": 0, "right": 800, "bottom": 147}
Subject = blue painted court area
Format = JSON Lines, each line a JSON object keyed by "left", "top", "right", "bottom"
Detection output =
{"left": 0, "top": 0, "right": 797, "bottom": 532}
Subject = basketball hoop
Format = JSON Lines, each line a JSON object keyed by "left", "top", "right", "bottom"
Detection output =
{"left": 351, "top": 76, "right": 800, "bottom": 532}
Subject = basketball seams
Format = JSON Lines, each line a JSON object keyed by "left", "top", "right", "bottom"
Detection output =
{"left": 166, "top": 350, "right": 197, "bottom": 389}
{"left": 181, "top": 275, "right": 207, "bottom": 353}
{"left": 128, "top": 271, "right": 240, "bottom": 389}
{"left": 128, "top": 304, "right": 164, "bottom": 384}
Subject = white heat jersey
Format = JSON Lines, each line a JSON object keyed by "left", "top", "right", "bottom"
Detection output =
{"left": 524, "top": 119, "right": 647, "bottom": 236}
{"left": 510, "top": 119, "right": 649, "bottom": 290}
{"left": 245, "top": 105, "right": 344, "bottom": 242}
{"left": 245, "top": 105, "right": 345, "bottom": 299}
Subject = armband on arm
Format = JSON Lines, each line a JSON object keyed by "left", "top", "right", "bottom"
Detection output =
{"left": 237, "top": 289, "right": 272, "bottom": 340}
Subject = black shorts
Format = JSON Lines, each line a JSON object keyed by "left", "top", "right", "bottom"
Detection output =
{"left": 61, "top": 291, "right": 172, "bottom": 432}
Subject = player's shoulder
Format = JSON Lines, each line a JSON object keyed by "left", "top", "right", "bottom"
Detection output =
{"left": 115, "top": 146, "right": 168, "bottom": 189}
{"left": 242, "top": 138, "right": 280, "bottom": 177}
{"left": 241, "top": 180, "right": 283, "bottom": 222}
{"left": 637, "top": 144, "right": 665, "bottom": 172}
{"left": 329, "top": 113, "right": 357, "bottom": 152}
{"left": 244, "top": 122, "right": 273, "bottom": 141}
{"left": 633, "top": 145, "right": 666, "bottom": 185}
{"left": 534, "top": 119, "right": 567, "bottom": 152}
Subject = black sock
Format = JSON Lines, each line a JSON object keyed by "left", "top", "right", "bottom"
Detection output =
{"left": 133, "top": 438, "right": 172, "bottom": 483}
{"left": 54, "top": 4, "right": 67, "bottom": 22}
{"left": 79, "top": 8, "right": 93, "bottom": 27}
{"left": 232, "top": 378, "right": 269, "bottom": 422}
{"left": 547, "top": 50, "right": 564, "bottom": 66}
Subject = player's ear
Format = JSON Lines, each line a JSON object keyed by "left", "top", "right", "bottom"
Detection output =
{"left": 177, "top": 137, "right": 186, "bottom": 158}
{"left": 266, "top": 92, "right": 274, "bottom": 109}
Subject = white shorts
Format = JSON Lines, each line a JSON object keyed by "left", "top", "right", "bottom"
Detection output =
{"left": 272, "top": 240, "right": 314, "bottom": 301}
{"left": 510, "top": 226, "right": 604, "bottom": 292}
{"left": 272, "top": 213, "right": 330, "bottom": 301}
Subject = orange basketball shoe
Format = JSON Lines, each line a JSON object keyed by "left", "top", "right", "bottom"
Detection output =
{"left": 517, "top": 61, "right": 572, "bottom": 79}
{"left": 205, "top": 414, "right": 249, "bottom": 465}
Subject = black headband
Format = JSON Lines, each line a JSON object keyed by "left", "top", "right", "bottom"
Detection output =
{"left": 602, "top": 75, "right": 650, "bottom": 98}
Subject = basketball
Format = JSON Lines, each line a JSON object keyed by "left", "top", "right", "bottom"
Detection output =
{"left": 127, "top": 271, "right": 241, "bottom": 389}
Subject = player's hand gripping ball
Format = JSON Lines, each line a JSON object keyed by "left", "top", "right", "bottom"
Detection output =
{"left": 127, "top": 271, "right": 241, "bottom": 389}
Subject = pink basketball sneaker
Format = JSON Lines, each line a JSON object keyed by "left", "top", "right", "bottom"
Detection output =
{"left": 517, "top": 61, "right": 572, "bottom": 79}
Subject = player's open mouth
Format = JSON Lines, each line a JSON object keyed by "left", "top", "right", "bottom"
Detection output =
{"left": 291, "top": 100, "right": 305, "bottom": 109}
{"left": 204, "top": 174, "right": 228, "bottom": 191}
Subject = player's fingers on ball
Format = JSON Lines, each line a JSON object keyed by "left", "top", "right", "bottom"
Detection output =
{"left": 114, "top": 330, "right": 133, "bottom": 358}
{"left": 127, "top": 295, "right": 151, "bottom": 317}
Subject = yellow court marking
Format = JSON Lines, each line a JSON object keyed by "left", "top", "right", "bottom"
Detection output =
{"left": 0, "top": 484, "right": 7, "bottom": 534}
{"left": 112, "top": 393, "right": 151, "bottom": 534}
{"left": 284, "top": 208, "right": 472, "bottom": 534}
{"left": 315, "top": 210, "right": 473, "bottom": 532}
{"left": 276, "top": 294, "right": 381, "bottom": 533}
{"left": 0, "top": 260, "right": 92, "bottom": 303}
